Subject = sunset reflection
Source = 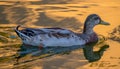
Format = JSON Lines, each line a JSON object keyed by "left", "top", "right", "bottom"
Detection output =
{"left": 0, "top": 0, "right": 120, "bottom": 69}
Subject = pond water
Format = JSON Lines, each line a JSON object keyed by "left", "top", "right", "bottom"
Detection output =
{"left": 0, "top": 0, "right": 120, "bottom": 69}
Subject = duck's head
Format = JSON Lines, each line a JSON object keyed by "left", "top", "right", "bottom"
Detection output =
{"left": 83, "top": 14, "right": 110, "bottom": 34}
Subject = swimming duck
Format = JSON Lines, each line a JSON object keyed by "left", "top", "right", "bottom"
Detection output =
{"left": 15, "top": 14, "right": 110, "bottom": 48}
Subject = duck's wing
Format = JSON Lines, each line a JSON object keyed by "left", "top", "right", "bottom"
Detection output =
{"left": 19, "top": 27, "right": 76, "bottom": 38}
{"left": 37, "top": 27, "right": 74, "bottom": 38}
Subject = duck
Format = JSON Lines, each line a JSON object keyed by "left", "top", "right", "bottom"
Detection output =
{"left": 15, "top": 14, "right": 110, "bottom": 48}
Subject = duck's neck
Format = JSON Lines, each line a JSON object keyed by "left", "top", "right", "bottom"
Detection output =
{"left": 83, "top": 22, "right": 94, "bottom": 34}
{"left": 82, "top": 22, "right": 98, "bottom": 43}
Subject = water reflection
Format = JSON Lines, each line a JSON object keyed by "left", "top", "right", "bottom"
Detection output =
{"left": 30, "top": 0, "right": 85, "bottom": 4}
{"left": 34, "top": 12, "right": 82, "bottom": 30}
{"left": 0, "top": 5, "right": 9, "bottom": 24}
{"left": 15, "top": 39, "right": 109, "bottom": 65}
{"left": 3, "top": 3, "right": 37, "bottom": 24}
{"left": 1, "top": 4, "right": 82, "bottom": 31}
{"left": 83, "top": 43, "right": 109, "bottom": 62}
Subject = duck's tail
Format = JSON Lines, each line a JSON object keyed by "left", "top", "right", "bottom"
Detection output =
{"left": 15, "top": 25, "right": 21, "bottom": 31}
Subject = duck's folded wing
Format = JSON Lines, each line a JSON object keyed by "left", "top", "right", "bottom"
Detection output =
{"left": 37, "top": 28, "right": 74, "bottom": 38}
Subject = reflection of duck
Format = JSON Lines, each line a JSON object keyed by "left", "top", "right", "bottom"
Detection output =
{"left": 83, "top": 43, "right": 109, "bottom": 62}
{"left": 15, "top": 14, "right": 110, "bottom": 47}
{"left": 15, "top": 42, "right": 109, "bottom": 65}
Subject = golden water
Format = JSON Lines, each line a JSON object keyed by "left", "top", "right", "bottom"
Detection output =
{"left": 0, "top": 0, "right": 120, "bottom": 69}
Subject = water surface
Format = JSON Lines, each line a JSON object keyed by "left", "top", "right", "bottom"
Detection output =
{"left": 0, "top": 0, "right": 120, "bottom": 69}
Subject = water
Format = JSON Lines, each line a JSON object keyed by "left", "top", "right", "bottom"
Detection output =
{"left": 0, "top": 0, "right": 120, "bottom": 69}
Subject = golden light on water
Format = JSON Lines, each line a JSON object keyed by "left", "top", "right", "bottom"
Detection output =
{"left": 0, "top": 0, "right": 120, "bottom": 69}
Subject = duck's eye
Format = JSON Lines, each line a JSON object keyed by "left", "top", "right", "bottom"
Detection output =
{"left": 94, "top": 17, "right": 99, "bottom": 20}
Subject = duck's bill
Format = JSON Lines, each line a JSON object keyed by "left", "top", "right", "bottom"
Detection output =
{"left": 100, "top": 20, "right": 110, "bottom": 25}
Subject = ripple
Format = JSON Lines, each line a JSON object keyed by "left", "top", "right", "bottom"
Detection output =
{"left": 67, "top": 6, "right": 90, "bottom": 8}
{"left": 108, "top": 25, "right": 120, "bottom": 43}
{"left": 0, "top": 5, "right": 9, "bottom": 24}
{"left": 33, "top": 12, "right": 83, "bottom": 30}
